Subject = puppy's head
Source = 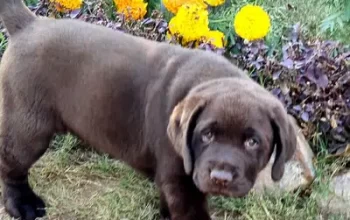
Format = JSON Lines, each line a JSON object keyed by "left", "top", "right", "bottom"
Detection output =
{"left": 167, "top": 79, "right": 296, "bottom": 197}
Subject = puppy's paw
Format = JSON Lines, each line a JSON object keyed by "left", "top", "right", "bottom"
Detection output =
{"left": 3, "top": 183, "right": 46, "bottom": 220}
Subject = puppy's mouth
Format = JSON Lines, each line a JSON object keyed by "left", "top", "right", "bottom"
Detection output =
{"left": 202, "top": 185, "right": 251, "bottom": 198}
{"left": 193, "top": 172, "right": 253, "bottom": 198}
{"left": 205, "top": 188, "right": 248, "bottom": 198}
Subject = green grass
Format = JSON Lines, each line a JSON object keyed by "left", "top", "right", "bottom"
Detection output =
{"left": 0, "top": 32, "right": 8, "bottom": 57}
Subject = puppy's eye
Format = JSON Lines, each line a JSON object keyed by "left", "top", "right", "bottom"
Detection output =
{"left": 244, "top": 138, "right": 259, "bottom": 149}
{"left": 201, "top": 130, "right": 214, "bottom": 144}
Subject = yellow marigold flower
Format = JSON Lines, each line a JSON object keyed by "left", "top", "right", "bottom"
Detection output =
{"left": 50, "top": 0, "right": 83, "bottom": 11}
{"left": 204, "top": 0, "right": 225, "bottom": 7}
{"left": 162, "top": 0, "right": 207, "bottom": 14}
{"left": 233, "top": 4, "right": 271, "bottom": 41}
{"left": 114, "top": 0, "right": 148, "bottom": 21}
{"left": 202, "top": 30, "right": 225, "bottom": 48}
{"left": 168, "top": 3, "right": 210, "bottom": 44}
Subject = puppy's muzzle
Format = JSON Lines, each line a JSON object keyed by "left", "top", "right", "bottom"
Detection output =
{"left": 209, "top": 163, "right": 239, "bottom": 187}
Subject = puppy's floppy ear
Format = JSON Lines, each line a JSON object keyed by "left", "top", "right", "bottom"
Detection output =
{"left": 270, "top": 105, "right": 297, "bottom": 181}
{"left": 167, "top": 96, "right": 207, "bottom": 175}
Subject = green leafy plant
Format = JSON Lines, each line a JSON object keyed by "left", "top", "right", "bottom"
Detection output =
{"left": 0, "top": 32, "right": 8, "bottom": 57}
{"left": 24, "top": 0, "right": 39, "bottom": 6}
{"left": 320, "top": 0, "right": 350, "bottom": 33}
{"left": 147, "top": 0, "right": 161, "bottom": 17}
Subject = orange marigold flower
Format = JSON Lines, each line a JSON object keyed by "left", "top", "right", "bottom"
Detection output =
{"left": 162, "top": 0, "right": 207, "bottom": 14}
{"left": 114, "top": 0, "right": 148, "bottom": 21}
{"left": 50, "top": 0, "right": 83, "bottom": 11}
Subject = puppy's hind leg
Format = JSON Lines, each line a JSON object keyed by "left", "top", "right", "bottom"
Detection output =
{"left": 0, "top": 103, "right": 56, "bottom": 220}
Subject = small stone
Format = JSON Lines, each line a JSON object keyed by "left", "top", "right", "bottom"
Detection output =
{"left": 252, "top": 115, "right": 316, "bottom": 194}
{"left": 319, "top": 171, "right": 350, "bottom": 218}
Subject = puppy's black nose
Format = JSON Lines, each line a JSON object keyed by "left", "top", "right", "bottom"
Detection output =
{"left": 210, "top": 169, "right": 236, "bottom": 186}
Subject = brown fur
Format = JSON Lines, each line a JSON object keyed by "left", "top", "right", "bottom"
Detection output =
{"left": 0, "top": 1, "right": 297, "bottom": 220}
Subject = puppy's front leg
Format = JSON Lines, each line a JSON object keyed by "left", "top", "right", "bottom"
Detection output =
{"left": 158, "top": 175, "right": 211, "bottom": 220}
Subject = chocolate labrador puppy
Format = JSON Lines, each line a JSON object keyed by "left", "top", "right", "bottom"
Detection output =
{"left": 0, "top": 1, "right": 297, "bottom": 220}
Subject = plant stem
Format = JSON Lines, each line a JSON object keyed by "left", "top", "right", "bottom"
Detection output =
{"left": 210, "top": 18, "right": 232, "bottom": 23}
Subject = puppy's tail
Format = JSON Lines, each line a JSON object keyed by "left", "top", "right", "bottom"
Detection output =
{"left": 0, "top": 0, "right": 36, "bottom": 36}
